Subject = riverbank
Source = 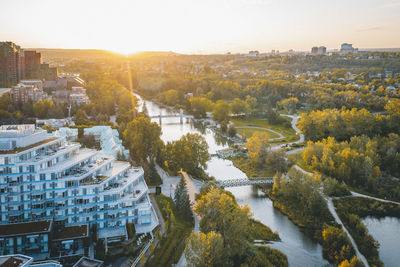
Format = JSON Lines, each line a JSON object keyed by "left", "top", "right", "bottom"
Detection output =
{"left": 333, "top": 197, "right": 400, "bottom": 267}
{"left": 134, "top": 93, "right": 331, "bottom": 266}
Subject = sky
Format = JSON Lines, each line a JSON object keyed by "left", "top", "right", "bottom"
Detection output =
{"left": 0, "top": 0, "right": 399, "bottom": 54}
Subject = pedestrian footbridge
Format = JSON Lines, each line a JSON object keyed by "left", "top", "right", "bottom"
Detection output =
{"left": 216, "top": 177, "right": 273, "bottom": 188}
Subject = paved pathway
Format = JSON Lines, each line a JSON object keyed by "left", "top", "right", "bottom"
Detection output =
{"left": 293, "top": 164, "right": 370, "bottom": 267}
{"left": 235, "top": 126, "right": 285, "bottom": 141}
{"left": 350, "top": 191, "right": 400, "bottom": 205}
{"left": 325, "top": 197, "right": 370, "bottom": 267}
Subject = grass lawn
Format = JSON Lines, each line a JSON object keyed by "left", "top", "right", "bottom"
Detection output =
{"left": 232, "top": 157, "right": 276, "bottom": 178}
{"left": 231, "top": 117, "right": 299, "bottom": 143}
{"left": 146, "top": 194, "right": 193, "bottom": 267}
{"left": 236, "top": 127, "right": 280, "bottom": 139}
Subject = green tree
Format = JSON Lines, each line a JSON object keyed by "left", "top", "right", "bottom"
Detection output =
{"left": 123, "top": 117, "right": 163, "bottom": 162}
{"left": 265, "top": 149, "right": 288, "bottom": 173}
{"left": 164, "top": 133, "right": 209, "bottom": 177}
{"left": 174, "top": 176, "right": 194, "bottom": 223}
{"left": 230, "top": 98, "right": 249, "bottom": 115}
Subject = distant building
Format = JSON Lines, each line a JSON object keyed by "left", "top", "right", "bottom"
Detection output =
{"left": 311, "top": 46, "right": 326, "bottom": 54}
{"left": 39, "top": 63, "right": 58, "bottom": 81}
{"left": 340, "top": 43, "right": 358, "bottom": 54}
{"left": 20, "top": 79, "right": 43, "bottom": 90}
{"left": 0, "top": 42, "right": 25, "bottom": 88}
{"left": 0, "top": 42, "right": 59, "bottom": 87}
{"left": 10, "top": 83, "right": 49, "bottom": 104}
{"left": 24, "top": 51, "right": 42, "bottom": 79}
{"left": 248, "top": 51, "right": 259, "bottom": 57}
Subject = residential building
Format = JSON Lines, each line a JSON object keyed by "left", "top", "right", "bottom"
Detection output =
{"left": 24, "top": 51, "right": 42, "bottom": 79}
{"left": 10, "top": 83, "right": 48, "bottom": 104}
{"left": 0, "top": 42, "right": 25, "bottom": 88}
{"left": 248, "top": 50, "right": 259, "bottom": 57}
{"left": 311, "top": 46, "right": 326, "bottom": 54}
{"left": 340, "top": 43, "right": 358, "bottom": 54}
{"left": 69, "top": 87, "right": 89, "bottom": 106}
{"left": 0, "top": 125, "right": 158, "bottom": 257}
{"left": 20, "top": 80, "right": 43, "bottom": 90}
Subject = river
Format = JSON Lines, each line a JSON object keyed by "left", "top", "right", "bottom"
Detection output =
{"left": 136, "top": 94, "right": 330, "bottom": 266}
{"left": 362, "top": 217, "right": 400, "bottom": 267}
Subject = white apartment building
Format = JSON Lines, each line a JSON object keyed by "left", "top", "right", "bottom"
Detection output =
{"left": 0, "top": 125, "right": 158, "bottom": 254}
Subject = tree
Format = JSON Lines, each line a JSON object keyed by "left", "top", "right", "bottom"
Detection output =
{"left": 278, "top": 97, "right": 298, "bottom": 114}
{"left": 174, "top": 176, "right": 194, "bottom": 223}
{"left": 123, "top": 117, "right": 163, "bottom": 162}
{"left": 33, "top": 99, "right": 54, "bottom": 118}
{"left": 245, "top": 131, "right": 270, "bottom": 163}
{"left": 74, "top": 109, "right": 92, "bottom": 125}
{"left": 194, "top": 187, "right": 253, "bottom": 260}
{"left": 338, "top": 257, "right": 364, "bottom": 267}
{"left": 245, "top": 95, "right": 257, "bottom": 113}
{"left": 230, "top": 98, "right": 248, "bottom": 115}
{"left": 184, "top": 231, "right": 224, "bottom": 267}
{"left": 322, "top": 226, "right": 355, "bottom": 265}
{"left": 265, "top": 149, "right": 288, "bottom": 173}
{"left": 190, "top": 97, "right": 214, "bottom": 118}
{"left": 164, "top": 133, "right": 209, "bottom": 177}
{"left": 227, "top": 125, "right": 237, "bottom": 137}
{"left": 212, "top": 100, "right": 230, "bottom": 123}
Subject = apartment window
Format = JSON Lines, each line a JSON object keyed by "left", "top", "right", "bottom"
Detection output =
{"left": 40, "top": 174, "right": 46, "bottom": 180}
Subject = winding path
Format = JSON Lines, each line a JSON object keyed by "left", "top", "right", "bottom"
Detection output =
{"left": 350, "top": 191, "right": 400, "bottom": 205}
{"left": 235, "top": 126, "right": 285, "bottom": 141}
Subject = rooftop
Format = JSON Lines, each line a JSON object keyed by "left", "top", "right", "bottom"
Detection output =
{"left": 0, "top": 255, "right": 32, "bottom": 267}
{"left": 72, "top": 257, "right": 103, "bottom": 267}
{"left": 53, "top": 224, "right": 88, "bottom": 241}
{"left": 0, "top": 137, "right": 58, "bottom": 155}
{"left": 0, "top": 220, "right": 52, "bottom": 237}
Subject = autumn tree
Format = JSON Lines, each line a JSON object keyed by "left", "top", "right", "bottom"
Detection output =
{"left": 212, "top": 100, "right": 230, "bottom": 123}
{"left": 184, "top": 231, "right": 224, "bottom": 267}
{"left": 190, "top": 97, "right": 214, "bottom": 118}
{"left": 245, "top": 131, "right": 270, "bottom": 164}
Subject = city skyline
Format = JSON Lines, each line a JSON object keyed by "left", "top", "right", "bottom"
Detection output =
{"left": 0, "top": 0, "right": 400, "bottom": 54}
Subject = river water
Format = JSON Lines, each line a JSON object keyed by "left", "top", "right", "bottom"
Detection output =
{"left": 137, "top": 95, "right": 330, "bottom": 266}
{"left": 362, "top": 217, "right": 400, "bottom": 267}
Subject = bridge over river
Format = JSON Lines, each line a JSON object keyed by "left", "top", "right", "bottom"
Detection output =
{"left": 149, "top": 109, "right": 194, "bottom": 124}
{"left": 216, "top": 177, "right": 274, "bottom": 188}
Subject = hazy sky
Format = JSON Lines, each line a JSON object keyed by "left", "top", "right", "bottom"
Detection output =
{"left": 0, "top": 0, "right": 399, "bottom": 54}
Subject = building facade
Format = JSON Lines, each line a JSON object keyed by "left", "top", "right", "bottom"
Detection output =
{"left": 24, "top": 51, "right": 42, "bottom": 79}
{"left": 0, "top": 125, "right": 158, "bottom": 256}
{"left": 10, "top": 83, "right": 48, "bottom": 104}
{"left": 0, "top": 42, "right": 25, "bottom": 88}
